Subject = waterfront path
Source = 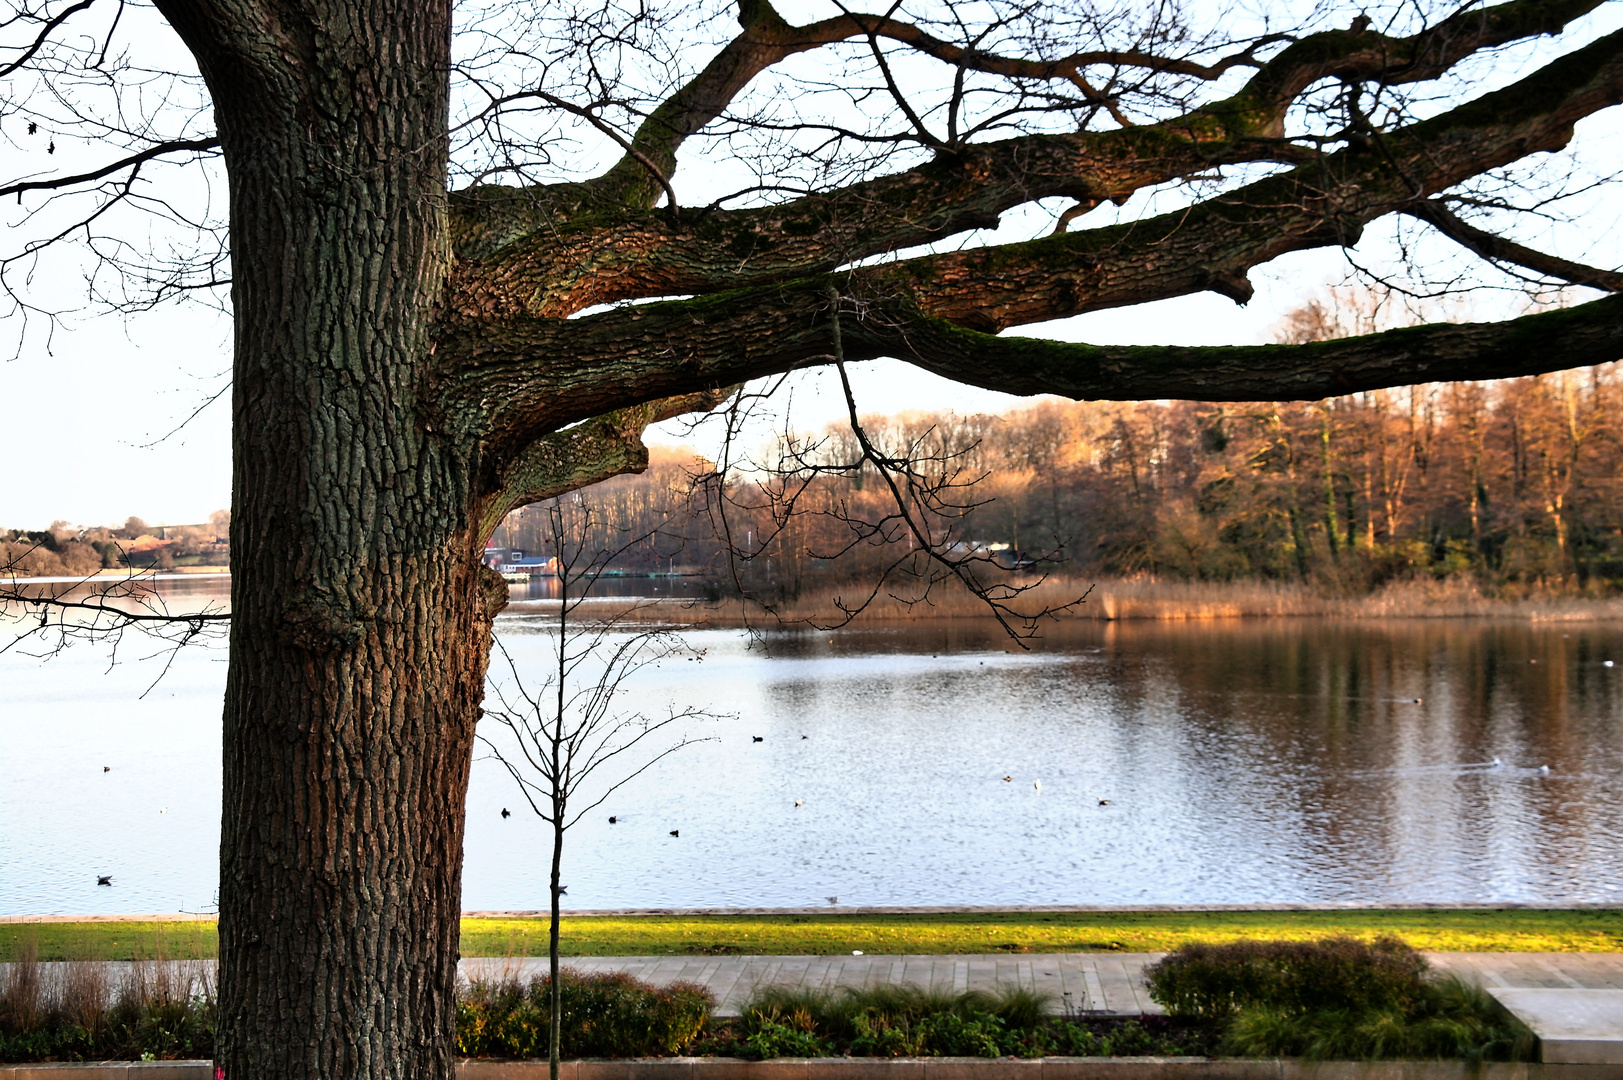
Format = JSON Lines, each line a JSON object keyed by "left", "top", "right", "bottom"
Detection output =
{"left": 460, "top": 951, "right": 1623, "bottom": 1018}
{"left": 7, "top": 952, "right": 1619, "bottom": 1018}
{"left": 7, "top": 952, "right": 1622, "bottom": 1061}
{"left": 471, "top": 952, "right": 1623, "bottom": 1062}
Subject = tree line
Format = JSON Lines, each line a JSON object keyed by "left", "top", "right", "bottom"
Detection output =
{"left": 2, "top": 514, "right": 230, "bottom": 576}
{"left": 20, "top": 360, "right": 1621, "bottom": 597}
{"left": 497, "top": 364, "right": 1623, "bottom": 599}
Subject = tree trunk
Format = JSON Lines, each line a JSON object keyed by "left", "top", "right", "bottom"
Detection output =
{"left": 1319, "top": 410, "right": 1340, "bottom": 560}
{"left": 550, "top": 817, "right": 564, "bottom": 1080}
{"left": 171, "top": 2, "right": 479, "bottom": 1077}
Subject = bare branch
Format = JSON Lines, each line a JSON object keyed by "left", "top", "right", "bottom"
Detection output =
{"left": 1402, "top": 199, "right": 1623, "bottom": 293}
{"left": 0, "top": 137, "right": 221, "bottom": 202}
{"left": 1, "top": 552, "right": 229, "bottom": 694}
{"left": 817, "top": 285, "right": 1084, "bottom": 638}
{"left": 0, "top": 0, "right": 98, "bottom": 80}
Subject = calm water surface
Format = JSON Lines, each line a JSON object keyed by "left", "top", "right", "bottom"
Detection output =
{"left": 4, "top": 579, "right": 1621, "bottom": 915}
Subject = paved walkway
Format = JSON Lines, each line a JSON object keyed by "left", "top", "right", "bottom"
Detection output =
{"left": 458, "top": 951, "right": 1623, "bottom": 1017}
{"left": 10, "top": 951, "right": 1621, "bottom": 1063}
{"left": 466, "top": 953, "right": 1157, "bottom": 1016}
{"left": 11, "top": 951, "right": 1620, "bottom": 1018}
{"left": 13, "top": 951, "right": 1623, "bottom": 1061}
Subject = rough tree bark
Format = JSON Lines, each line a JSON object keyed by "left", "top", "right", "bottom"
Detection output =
{"left": 154, "top": 2, "right": 476, "bottom": 1075}
{"left": 6, "top": 0, "right": 1623, "bottom": 1077}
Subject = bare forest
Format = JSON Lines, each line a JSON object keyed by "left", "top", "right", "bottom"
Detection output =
{"left": 498, "top": 363, "right": 1623, "bottom": 601}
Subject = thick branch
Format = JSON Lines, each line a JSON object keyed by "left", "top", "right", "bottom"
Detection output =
{"left": 446, "top": 274, "right": 1623, "bottom": 442}
{"left": 584, "top": 0, "right": 1285, "bottom": 209}
{"left": 589, "top": 0, "right": 1602, "bottom": 207}
{"left": 879, "top": 293, "right": 1623, "bottom": 401}
{"left": 1231, "top": 0, "right": 1607, "bottom": 135}
{"left": 476, "top": 389, "right": 731, "bottom": 538}
{"left": 441, "top": 19, "right": 1623, "bottom": 430}
{"left": 448, "top": 0, "right": 1605, "bottom": 316}
{"left": 447, "top": 126, "right": 1285, "bottom": 317}
{"left": 1403, "top": 200, "right": 1623, "bottom": 292}
{"left": 889, "top": 23, "right": 1623, "bottom": 331}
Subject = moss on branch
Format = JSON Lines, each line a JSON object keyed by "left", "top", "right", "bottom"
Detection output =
{"left": 895, "top": 293, "right": 1623, "bottom": 402}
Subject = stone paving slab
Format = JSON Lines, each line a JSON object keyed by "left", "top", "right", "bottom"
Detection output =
{"left": 1486, "top": 989, "right": 1623, "bottom": 1065}
{"left": 460, "top": 954, "right": 1167, "bottom": 1016}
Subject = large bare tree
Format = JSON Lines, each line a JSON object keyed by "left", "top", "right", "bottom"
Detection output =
{"left": 3, "top": 0, "right": 1621, "bottom": 1076}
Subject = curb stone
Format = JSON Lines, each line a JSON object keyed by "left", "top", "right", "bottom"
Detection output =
{"left": 3, "top": 1062, "right": 1619, "bottom": 1080}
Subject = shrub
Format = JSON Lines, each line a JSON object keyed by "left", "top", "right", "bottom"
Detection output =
{"left": 733, "top": 985, "right": 1025, "bottom": 1058}
{"left": 1146, "top": 937, "right": 1530, "bottom": 1061}
{"left": 725, "top": 983, "right": 1213, "bottom": 1060}
{"left": 455, "top": 969, "right": 713, "bottom": 1059}
{"left": 1051, "top": 1015, "right": 1217, "bottom": 1058}
{"left": 739, "top": 1006, "right": 833, "bottom": 1059}
{"left": 1145, "top": 936, "right": 1430, "bottom": 1018}
{"left": 1221, "top": 979, "right": 1531, "bottom": 1061}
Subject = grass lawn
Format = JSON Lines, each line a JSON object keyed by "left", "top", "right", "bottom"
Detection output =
{"left": 5, "top": 908, "right": 1619, "bottom": 962}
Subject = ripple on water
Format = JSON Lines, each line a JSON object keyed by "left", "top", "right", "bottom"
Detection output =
{"left": 4, "top": 604, "right": 1622, "bottom": 914}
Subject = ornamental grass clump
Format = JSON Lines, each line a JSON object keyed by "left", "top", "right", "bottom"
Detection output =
{"left": 0, "top": 945, "right": 215, "bottom": 1063}
{"left": 1145, "top": 936, "right": 1531, "bottom": 1061}
{"left": 455, "top": 969, "right": 713, "bottom": 1059}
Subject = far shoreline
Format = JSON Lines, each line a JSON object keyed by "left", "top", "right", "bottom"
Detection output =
{"left": 508, "top": 577, "right": 1623, "bottom": 625}
{"left": 13, "top": 573, "right": 1623, "bottom": 624}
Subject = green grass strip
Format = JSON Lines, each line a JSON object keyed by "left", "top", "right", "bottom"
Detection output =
{"left": 2, "top": 921, "right": 220, "bottom": 963}
{"left": 5, "top": 909, "right": 1620, "bottom": 962}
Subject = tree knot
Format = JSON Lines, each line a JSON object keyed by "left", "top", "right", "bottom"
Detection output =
{"left": 1201, "top": 267, "right": 1255, "bottom": 306}
{"left": 279, "top": 586, "right": 371, "bottom": 654}
{"left": 478, "top": 564, "right": 511, "bottom": 621}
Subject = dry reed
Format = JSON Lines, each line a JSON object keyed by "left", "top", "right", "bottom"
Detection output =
{"left": 1, "top": 936, "right": 216, "bottom": 1061}
{"left": 514, "top": 576, "right": 1623, "bottom": 627}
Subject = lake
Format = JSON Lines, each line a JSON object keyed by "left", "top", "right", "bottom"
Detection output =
{"left": 4, "top": 578, "right": 1621, "bottom": 915}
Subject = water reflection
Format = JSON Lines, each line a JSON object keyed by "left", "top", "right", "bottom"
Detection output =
{"left": 3, "top": 593, "right": 1620, "bottom": 915}
{"left": 466, "top": 619, "right": 1621, "bottom": 910}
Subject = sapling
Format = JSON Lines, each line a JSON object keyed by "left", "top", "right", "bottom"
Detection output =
{"left": 479, "top": 496, "right": 721, "bottom": 1080}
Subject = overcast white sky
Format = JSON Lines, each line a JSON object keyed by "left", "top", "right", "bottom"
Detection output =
{"left": 2, "top": 2, "right": 1618, "bottom": 531}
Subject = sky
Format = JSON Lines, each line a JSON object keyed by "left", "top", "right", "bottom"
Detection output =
{"left": 2, "top": 0, "right": 1618, "bottom": 531}
{"left": 0, "top": 254, "right": 1336, "bottom": 529}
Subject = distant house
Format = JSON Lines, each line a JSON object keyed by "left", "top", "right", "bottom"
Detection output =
{"left": 939, "top": 541, "right": 1037, "bottom": 571}
{"left": 988, "top": 543, "right": 1038, "bottom": 572}
{"left": 481, "top": 545, "right": 558, "bottom": 576}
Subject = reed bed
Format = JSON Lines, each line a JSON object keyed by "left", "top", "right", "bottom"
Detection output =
{"left": 1077, "top": 576, "right": 1623, "bottom": 622}
{"left": 617, "top": 576, "right": 1623, "bottom": 625}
